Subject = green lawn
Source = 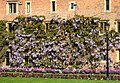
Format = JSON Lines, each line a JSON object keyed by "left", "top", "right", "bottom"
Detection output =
{"left": 0, "top": 77, "right": 119, "bottom": 83}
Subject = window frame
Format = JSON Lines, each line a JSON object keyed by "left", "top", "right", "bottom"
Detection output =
{"left": 114, "top": 20, "right": 120, "bottom": 32}
{"left": 99, "top": 20, "right": 109, "bottom": 34}
{"left": 68, "top": 1, "right": 76, "bottom": 11}
{"left": 51, "top": 0, "right": 57, "bottom": 13}
{"left": 106, "top": 0, "right": 110, "bottom": 11}
{"left": 52, "top": 1, "right": 55, "bottom": 12}
{"left": 104, "top": 0, "right": 111, "bottom": 12}
{"left": 71, "top": 3, "right": 74, "bottom": 9}
{"left": 6, "top": 1, "right": 18, "bottom": 15}
{"left": 25, "top": 1, "right": 31, "bottom": 15}
{"left": 9, "top": 3, "right": 17, "bottom": 13}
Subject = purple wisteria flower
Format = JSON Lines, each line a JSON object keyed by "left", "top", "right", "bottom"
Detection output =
{"left": 14, "top": 19, "right": 19, "bottom": 23}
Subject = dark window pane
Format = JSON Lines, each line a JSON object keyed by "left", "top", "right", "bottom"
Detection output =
{"left": 13, "top": 3, "right": 16, "bottom": 13}
{"left": 104, "top": 22, "right": 107, "bottom": 31}
{"left": 9, "top": 3, "right": 16, "bottom": 13}
{"left": 46, "top": 23, "right": 49, "bottom": 32}
{"left": 118, "top": 22, "right": 120, "bottom": 33}
{"left": 100, "top": 22, "right": 103, "bottom": 34}
{"left": 119, "top": 50, "right": 120, "bottom": 60}
{"left": 9, "top": 3, "right": 12, "bottom": 13}
{"left": 71, "top": 3, "right": 74, "bottom": 9}
{"left": 52, "top": 1, "right": 55, "bottom": 12}
{"left": 106, "top": 0, "right": 109, "bottom": 10}
{"left": 8, "top": 23, "right": 12, "bottom": 32}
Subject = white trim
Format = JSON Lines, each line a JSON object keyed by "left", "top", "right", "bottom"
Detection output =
{"left": 104, "top": 0, "right": 111, "bottom": 12}
{"left": 25, "top": 1, "right": 31, "bottom": 15}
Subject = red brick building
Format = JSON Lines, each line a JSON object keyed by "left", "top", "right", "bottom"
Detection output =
{"left": 0, "top": 0, "right": 120, "bottom": 32}
{"left": 0, "top": 0, "right": 120, "bottom": 65}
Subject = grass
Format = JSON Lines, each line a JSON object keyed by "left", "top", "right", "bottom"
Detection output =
{"left": 0, "top": 77, "right": 119, "bottom": 83}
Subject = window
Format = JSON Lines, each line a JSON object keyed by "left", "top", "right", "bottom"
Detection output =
{"left": 8, "top": 23, "right": 13, "bottom": 32}
{"left": 45, "top": 22, "right": 50, "bottom": 32}
{"left": 118, "top": 22, "right": 120, "bottom": 33}
{"left": 69, "top": 2, "right": 76, "bottom": 11}
{"left": 26, "top": 2, "right": 31, "bottom": 14}
{"left": 105, "top": 0, "right": 111, "bottom": 12}
{"left": 119, "top": 50, "right": 120, "bottom": 61}
{"left": 52, "top": 1, "right": 56, "bottom": 12}
{"left": 106, "top": 0, "right": 110, "bottom": 11}
{"left": 9, "top": 3, "right": 16, "bottom": 13}
{"left": 46, "top": 23, "right": 49, "bottom": 32}
{"left": 6, "top": 2, "right": 18, "bottom": 15}
{"left": 71, "top": 3, "right": 74, "bottom": 9}
{"left": 27, "top": 2, "right": 30, "bottom": 13}
{"left": 99, "top": 21, "right": 108, "bottom": 34}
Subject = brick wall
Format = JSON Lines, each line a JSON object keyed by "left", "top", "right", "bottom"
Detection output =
{"left": 1, "top": 0, "right": 120, "bottom": 21}
{"left": 0, "top": 0, "right": 119, "bottom": 63}
{"left": 0, "top": 0, "right": 6, "bottom": 20}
